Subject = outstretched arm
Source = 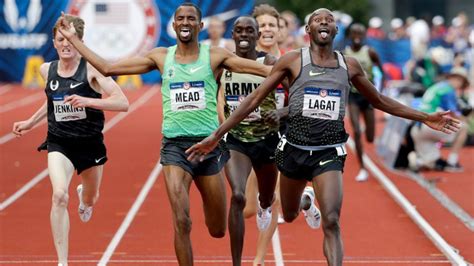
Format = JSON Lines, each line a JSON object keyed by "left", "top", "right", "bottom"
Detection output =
{"left": 58, "top": 13, "right": 159, "bottom": 76}
{"left": 186, "top": 54, "right": 291, "bottom": 161}
{"left": 64, "top": 64, "right": 129, "bottom": 112}
{"left": 348, "top": 57, "right": 460, "bottom": 133}
{"left": 212, "top": 47, "right": 271, "bottom": 77}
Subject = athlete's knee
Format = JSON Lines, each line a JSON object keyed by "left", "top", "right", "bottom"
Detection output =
{"left": 52, "top": 190, "right": 69, "bottom": 207}
{"left": 282, "top": 210, "right": 299, "bottom": 223}
{"left": 175, "top": 215, "right": 192, "bottom": 235}
{"left": 243, "top": 204, "right": 257, "bottom": 218}
{"left": 208, "top": 225, "right": 226, "bottom": 238}
{"left": 82, "top": 191, "right": 99, "bottom": 207}
{"left": 230, "top": 190, "right": 246, "bottom": 209}
{"left": 322, "top": 210, "right": 341, "bottom": 233}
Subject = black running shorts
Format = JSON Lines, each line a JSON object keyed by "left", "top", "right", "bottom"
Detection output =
{"left": 38, "top": 133, "right": 107, "bottom": 175}
{"left": 225, "top": 131, "right": 279, "bottom": 168}
{"left": 160, "top": 137, "right": 229, "bottom": 177}
{"left": 275, "top": 141, "right": 346, "bottom": 181}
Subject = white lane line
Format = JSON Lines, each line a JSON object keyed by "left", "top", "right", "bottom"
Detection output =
{"left": 0, "top": 169, "right": 48, "bottom": 211}
{"left": 346, "top": 137, "right": 468, "bottom": 266}
{"left": 0, "top": 92, "right": 43, "bottom": 113}
{"left": 0, "top": 84, "right": 12, "bottom": 95}
{"left": 98, "top": 162, "right": 162, "bottom": 266}
{"left": 271, "top": 227, "right": 284, "bottom": 266}
{"left": 0, "top": 258, "right": 451, "bottom": 264}
{"left": 405, "top": 171, "right": 474, "bottom": 231}
{"left": 0, "top": 87, "right": 159, "bottom": 211}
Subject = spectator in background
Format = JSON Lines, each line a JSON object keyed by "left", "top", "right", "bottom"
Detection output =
{"left": 407, "top": 18, "right": 430, "bottom": 60}
{"left": 388, "top": 18, "right": 407, "bottom": 41}
{"left": 405, "top": 16, "right": 416, "bottom": 31}
{"left": 431, "top": 15, "right": 447, "bottom": 40}
{"left": 445, "top": 12, "right": 471, "bottom": 65}
{"left": 333, "top": 11, "right": 353, "bottom": 50}
{"left": 408, "top": 52, "right": 442, "bottom": 89}
{"left": 367, "top": 17, "right": 385, "bottom": 39}
{"left": 410, "top": 67, "right": 470, "bottom": 172}
{"left": 202, "top": 16, "right": 235, "bottom": 51}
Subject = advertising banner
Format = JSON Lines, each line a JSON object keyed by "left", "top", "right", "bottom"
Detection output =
{"left": 0, "top": 0, "right": 254, "bottom": 84}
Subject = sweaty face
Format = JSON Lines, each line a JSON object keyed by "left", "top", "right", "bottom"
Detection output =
{"left": 232, "top": 18, "right": 259, "bottom": 54}
{"left": 53, "top": 31, "right": 79, "bottom": 59}
{"left": 256, "top": 14, "right": 279, "bottom": 49}
{"left": 173, "top": 6, "right": 202, "bottom": 43}
{"left": 306, "top": 9, "right": 337, "bottom": 45}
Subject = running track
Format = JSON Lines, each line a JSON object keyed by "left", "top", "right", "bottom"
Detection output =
{"left": 0, "top": 84, "right": 472, "bottom": 265}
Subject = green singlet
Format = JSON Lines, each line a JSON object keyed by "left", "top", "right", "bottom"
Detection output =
{"left": 344, "top": 45, "right": 373, "bottom": 93}
{"left": 161, "top": 44, "right": 219, "bottom": 138}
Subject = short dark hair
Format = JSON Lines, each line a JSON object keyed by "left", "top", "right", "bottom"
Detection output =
{"left": 349, "top": 23, "right": 366, "bottom": 33}
{"left": 176, "top": 2, "right": 202, "bottom": 21}
{"left": 233, "top": 16, "right": 259, "bottom": 32}
{"left": 308, "top": 8, "right": 333, "bottom": 26}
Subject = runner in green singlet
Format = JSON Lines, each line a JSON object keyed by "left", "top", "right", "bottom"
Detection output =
{"left": 58, "top": 3, "right": 271, "bottom": 265}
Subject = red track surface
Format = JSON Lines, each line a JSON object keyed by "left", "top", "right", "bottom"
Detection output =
{"left": 0, "top": 85, "right": 472, "bottom": 265}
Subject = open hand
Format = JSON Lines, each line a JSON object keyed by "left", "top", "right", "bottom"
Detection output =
{"left": 424, "top": 110, "right": 461, "bottom": 134}
{"left": 185, "top": 134, "right": 220, "bottom": 162}
{"left": 57, "top": 12, "right": 77, "bottom": 39}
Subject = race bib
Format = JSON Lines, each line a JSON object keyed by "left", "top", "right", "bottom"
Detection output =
{"left": 226, "top": 95, "right": 261, "bottom": 122}
{"left": 302, "top": 88, "right": 340, "bottom": 120}
{"left": 52, "top": 95, "right": 86, "bottom": 122}
{"left": 170, "top": 81, "right": 206, "bottom": 112}
{"left": 275, "top": 88, "right": 285, "bottom": 109}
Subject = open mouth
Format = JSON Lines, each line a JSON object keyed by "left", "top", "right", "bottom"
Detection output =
{"left": 319, "top": 29, "right": 329, "bottom": 39}
{"left": 318, "top": 28, "right": 329, "bottom": 39}
{"left": 261, "top": 34, "right": 273, "bottom": 42}
{"left": 180, "top": 28, "right": 190, "bottom": 38}
{"left": 238, "top": 40, "right": 249, "bottom": 48}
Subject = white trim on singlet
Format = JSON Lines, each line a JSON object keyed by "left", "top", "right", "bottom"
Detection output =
{"left": 335, "top": 51, "right": 347, "bottom": 70}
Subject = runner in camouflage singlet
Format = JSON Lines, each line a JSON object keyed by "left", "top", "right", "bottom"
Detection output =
{"left": 217, "top": 16, "right": 280, "bottom": 265}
